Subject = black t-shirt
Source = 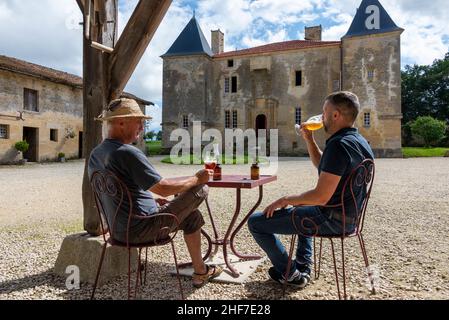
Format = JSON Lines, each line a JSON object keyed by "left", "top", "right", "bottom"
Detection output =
{"left": 318, "top": 128, "right": 374, "bottom": 217}
{"left": 88, "top": 139, "right": 162, "bottom": 242}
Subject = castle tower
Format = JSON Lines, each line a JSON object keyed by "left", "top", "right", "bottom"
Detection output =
{"left": 161, "top": 17, "right": 214, "bottom": 152}
{"left": 342, "top": 0, "right": 404, "bottom": 157}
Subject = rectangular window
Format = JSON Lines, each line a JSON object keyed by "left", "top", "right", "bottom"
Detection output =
{"left": 182, "top": 115, "right": 189, "bottom": 129}
{"left": 368, "top": 70, "right": 375, "bottom": 80}
{"left": 231, "top": 76, "right": 238, "bottom": 93}
{"left": 224, "top": 77, "right": 230, "bottom": 93}
{"left": 295, "top": 107, "right": 302, "bottom": 125}
{"left": 364, "top": 112, "right": 371, "bottom": 127}
{"left": 24, "top": 88, "right": 39, "bottom": 112}
{"left": 225, "top": 111, "right": 231, "bottom": 128}
{"left": 50, "top": 129, "right": 58, "bottom": 142}
{"left": 228, "top": 59, "right": 234, "bottom": 68}
{"left": 295, "top": 71, "right": 302, "bottom": 86}
{"left": 232, "top": 110, "right": 238, "bottom": 128}
{"left": 0, "top": 124, "right": 9, "bottom": 139}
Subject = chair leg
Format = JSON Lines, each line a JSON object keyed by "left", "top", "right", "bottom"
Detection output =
{"left": 128, "top": 249, "right": 131, "bottom": 300}
{"left": 314, "top": 238, "right": 323, "bottom": 280}
{"left": 358, "top": 233, "right": 376, "bottom": 294}
{"left": 340, "top": 238, "right": 347, "bottom": 300}
{"left": 144, "top": 247, "right": 148, "bottom": 285}
{"left": 329, "top": 239, "right": 342, "bottom": 300}
{"left": 282, "top": 234, "right": 297, "bottom": 297}
{"left": 171, "top": 240, "right": 185, "bottom": 300}
{"left": 134, "top": 248, "right": 142, "bottom": 299}
{"left": 91, "top": 242, "right": 107, "bottom": 300}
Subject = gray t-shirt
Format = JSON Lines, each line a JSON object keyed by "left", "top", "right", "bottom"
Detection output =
{"left": 88, "top": 139, "right": 161, "bottom": 243}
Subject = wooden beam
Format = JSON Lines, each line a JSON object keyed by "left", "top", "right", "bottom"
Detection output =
{"left": 91, "top": 41, "right": 114, "bottom": 53}
{"left": 97, "top": 0, "right": 107, "bottom": 25}
{"left": 76, "top": 0, "right": 85, "bottom": 13}
{"left": 108, "top": 0, "right": 172, "bottom": 100}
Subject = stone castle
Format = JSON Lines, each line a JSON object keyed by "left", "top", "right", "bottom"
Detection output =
{"left": 161, "top": 0, "right": 404, "bottom": 157}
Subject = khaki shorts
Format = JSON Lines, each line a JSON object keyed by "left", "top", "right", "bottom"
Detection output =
{"left": 135, "top": 184, "right": 208, "bottom": 243}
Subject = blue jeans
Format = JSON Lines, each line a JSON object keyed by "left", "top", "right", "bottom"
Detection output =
{"left": 248, "top": 206, "right": 344, "bottom": 277}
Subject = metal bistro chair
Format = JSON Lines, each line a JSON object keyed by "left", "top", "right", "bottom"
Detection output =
{"left": 90, "top": 170, "right": 184, "bottom": 300}
{"left": 284, "top": 159, "right": 376, "bottom": 300}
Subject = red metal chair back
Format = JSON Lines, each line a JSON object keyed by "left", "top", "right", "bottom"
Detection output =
{"left": 90, "top": 170, "right": 178, "bottom": 247}
{"left": 339, "top": 159, "right": 375, "bottom": 237}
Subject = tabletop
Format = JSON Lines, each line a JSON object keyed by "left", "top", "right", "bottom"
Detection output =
{"left": 167, "top": 175, "right": 277, "bottom": 189}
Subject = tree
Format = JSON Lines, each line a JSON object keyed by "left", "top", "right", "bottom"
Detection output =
{"left": 402, "top": 53, "right": 449, "bottom": 124}
{"left": 156, "top": 130, "right": 162, "bottom": 141}
{"left": 410, "top": 116, "right": 447, "bottom": 147}
{"left": 145, "top": 131, "right": 156, "bottom": 141}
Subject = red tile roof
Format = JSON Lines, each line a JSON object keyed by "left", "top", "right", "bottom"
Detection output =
{"left": 0, "top": 55, "right": 153, "bottom": 105}
{"left": 0, "top": 55, "right": 83, "bottom": 88}
{"left": 214, "top": 40, "right": 341, "bottom": 59}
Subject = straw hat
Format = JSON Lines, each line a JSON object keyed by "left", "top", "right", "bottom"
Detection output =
{"left": 95, "top": 98, "right": 152, "bottom": 121}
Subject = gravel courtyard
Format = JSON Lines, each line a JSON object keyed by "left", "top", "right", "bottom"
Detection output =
{"left": 1, "top": 157, "right": 448, "bottom": 300}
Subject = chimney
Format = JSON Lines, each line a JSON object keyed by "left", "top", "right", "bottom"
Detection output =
{"left": 211, "top": 29, "right": 224, "bottom": 54}
{"left": 305, "top": 25, "right": 322, "bottom": 41}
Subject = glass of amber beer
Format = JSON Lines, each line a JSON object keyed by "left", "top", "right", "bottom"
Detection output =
{"left": 295, "top": 114, "right": 323, "bottom": 135}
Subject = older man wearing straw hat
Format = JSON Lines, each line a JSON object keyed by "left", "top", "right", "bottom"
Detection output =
{"left": 88, "top": 98, "right": 222, "bottom": 288}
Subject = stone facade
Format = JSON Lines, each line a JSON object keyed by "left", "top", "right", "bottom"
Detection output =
{"left": 162, "top": 0, "right": 404, "bottom": 158}
{"left": 342, "top": 32, "right": 403, "bottom": 157}
{"left": 0, "top": 68, "right": 83, "bottom": 164}
{"left": 0, "top": 56, "right": 152, "bottom": 164}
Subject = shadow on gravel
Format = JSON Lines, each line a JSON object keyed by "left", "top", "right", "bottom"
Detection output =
{"left": 0, "top": 261, "right": 198, "bottom": 300}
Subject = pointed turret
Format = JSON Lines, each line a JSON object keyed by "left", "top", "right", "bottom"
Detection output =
{"left": 162, "top": 17, "right": 213, "bottom": 57}
{"left": 343, "top": 0, "right": 403, "bottom": 39}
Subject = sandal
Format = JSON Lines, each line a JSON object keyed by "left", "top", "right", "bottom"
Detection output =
{"left": 192, "top": 264, "right": 223, "bottom": 288}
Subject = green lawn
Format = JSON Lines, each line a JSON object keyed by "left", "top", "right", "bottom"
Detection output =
{"left": 146, "top": 140, "right": 162, "bottom": 156}
{"left": 161, "top": 154, "right": 270, "bottom": 165}
{"left": 402, "top": 147, "right": 449, "bottom": 158}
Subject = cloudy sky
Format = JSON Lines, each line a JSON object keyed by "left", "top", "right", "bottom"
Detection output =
{"left": 1, "top": 0, "right": 448, "bottom": 131}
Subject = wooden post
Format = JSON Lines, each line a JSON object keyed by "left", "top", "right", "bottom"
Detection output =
{"left": 81, "top": 0, "right": 117, "bottom": 235}
{"left": 78, "top": 0, "right": 172, "bottom": 235}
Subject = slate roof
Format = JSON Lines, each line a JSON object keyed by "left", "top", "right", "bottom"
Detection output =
{"left": 343, "top": 0, "right": 403, "bottom": 39}
{"left": 162, "top": 17, "right": 213, "bottom": 58}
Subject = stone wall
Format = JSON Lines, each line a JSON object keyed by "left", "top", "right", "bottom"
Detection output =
{"left": 213, "top": 46, "right": 341, "bottom": 155}
{"left": 342, "top": 31, "right": 403, "bottom": 157}
{"left": 0, "top": 69, "right": 83, "bottom": 163}
{"left": 162, "top": 32, "right": 404, "bottom": 158}
{"left": 162, "top": 55, "right": 214, "bottom": 150}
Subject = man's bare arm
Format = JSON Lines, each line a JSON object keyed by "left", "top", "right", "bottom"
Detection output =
{"left": 300, "top": 126, "right": 322, "bottom": 169}
{"left": 305, "top": 139, "right": 322, "bottom": 169}
{"left": 149, "top": 170, "right": 211, "bottom": 197}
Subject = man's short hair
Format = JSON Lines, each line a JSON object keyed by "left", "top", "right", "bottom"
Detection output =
{"left": 325, "top": 91, "right": 360, "bottom": 122}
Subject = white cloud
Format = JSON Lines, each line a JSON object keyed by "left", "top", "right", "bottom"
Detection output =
{"left": 0, "top": 0, "right": 83, "bottom": 75}
{"left": 1, "top": 0, "right": 448, "bottom": 132}
{"left": 322, "top": 0, "right": 449, "bottom": 65}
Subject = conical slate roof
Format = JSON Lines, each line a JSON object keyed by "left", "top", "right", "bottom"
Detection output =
{"left": 343, "top": 0, "right": 403, "bottom": 39}
{"left": 162, "top": 17, "right": 213, "bottom": 58}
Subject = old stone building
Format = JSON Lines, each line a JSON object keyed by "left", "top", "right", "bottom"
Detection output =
{"left": 161, "top": 0, "right": 404, "bottom": 157}
{"left": 0, "top": 55, "right": 152, "bottom": 164}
